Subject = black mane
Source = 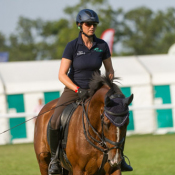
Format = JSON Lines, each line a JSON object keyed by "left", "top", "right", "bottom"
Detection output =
{"left": 89, "top": 72, "right": 124, "bottom": 97}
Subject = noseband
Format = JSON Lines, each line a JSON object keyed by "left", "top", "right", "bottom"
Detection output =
{"left": 81, "top": 99, "right": 126, "bottom": 173}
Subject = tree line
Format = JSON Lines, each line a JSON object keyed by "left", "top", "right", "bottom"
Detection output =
{"left": 0, "top": 0, "right": 175, "bottom": 61}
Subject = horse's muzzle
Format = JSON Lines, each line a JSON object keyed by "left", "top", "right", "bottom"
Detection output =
{"left": 109, "top": 159, "right": 122, "bottom": 167}
{"left": 108, "top": 152, "right": 123, "bottom": 167}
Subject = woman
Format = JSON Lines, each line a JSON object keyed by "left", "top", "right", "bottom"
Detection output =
{"left": 48, "top": 9, "right": 132, "bottom": 174}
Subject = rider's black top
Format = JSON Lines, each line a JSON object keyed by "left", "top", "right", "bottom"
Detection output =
{"left": 62, "top": 32, "right": 111, "bottom": 89}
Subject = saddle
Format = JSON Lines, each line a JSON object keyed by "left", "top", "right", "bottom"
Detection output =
{"left": 60, "top": 102, "right": 78, "bottom": 149}
{"left": 47, "top": 102, "right": 78, "bottom": 172}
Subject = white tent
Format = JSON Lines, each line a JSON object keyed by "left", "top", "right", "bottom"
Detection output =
{"left": 0, "top": 54, "right": 175, "bottom": 144}
{"left": 102, "top": 56, "right": 150, "bottom": 86}
{"left": 138, "top": 54, "right": 175, "bottom": 85}
{"left": 0, "top": 60, "right": 64, "bottom": 94}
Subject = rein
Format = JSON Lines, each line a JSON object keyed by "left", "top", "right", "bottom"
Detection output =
{"left": 0, "top": 98, "right": 80, "bottom": 135}
{"left": 81, "top": 100, "right": 124, "bottom": 173}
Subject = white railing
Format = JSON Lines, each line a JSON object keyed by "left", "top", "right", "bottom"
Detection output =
{"left": 129, "top": 104, "right": 175, "bottom": 110}
{"left": 0, "top": 113, "right": 37, "bottom": 118}
{"left": 0, "top": 104, "right": 175, "bottom": 118}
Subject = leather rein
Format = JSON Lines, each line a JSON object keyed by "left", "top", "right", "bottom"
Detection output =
{"left": 81, "top": 99, "right": 126, "bottom": 173}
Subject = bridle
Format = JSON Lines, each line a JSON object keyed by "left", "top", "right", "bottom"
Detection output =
{"left": 81, "top": 98, "right": 128, "bottom": 173}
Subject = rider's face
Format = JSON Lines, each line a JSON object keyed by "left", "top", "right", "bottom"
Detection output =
{"left": 81, "top": 22, "right": 97, "bottom": 35}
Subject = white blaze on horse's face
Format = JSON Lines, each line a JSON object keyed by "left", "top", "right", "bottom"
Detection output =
{"left": 108, "top": 127, "right": 123, "bottom": 167}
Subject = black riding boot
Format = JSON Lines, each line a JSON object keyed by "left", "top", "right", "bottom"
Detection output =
{"left": 121, "top": 137, "right": 133, "bottom": 172}
{"left": 48, "top": 124, "right": 62, "bottom": 175}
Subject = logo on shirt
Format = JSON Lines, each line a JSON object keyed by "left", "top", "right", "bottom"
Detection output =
{"left": 94, "top": 48, "right": 103, "bottom": 52}
{"left": 77, "top": 51, "right": 85, "bottom": 55}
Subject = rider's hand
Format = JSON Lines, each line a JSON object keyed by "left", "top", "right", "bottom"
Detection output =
{"left": 77, "top": 88, "right": 89, "bottom": 100}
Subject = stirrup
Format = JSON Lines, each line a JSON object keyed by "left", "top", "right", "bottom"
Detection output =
{"left": 48, "top": 158, "right": 62, "bottom": 175}
{"left": 123, "top": 155, "right": 131, "bottom": 165}
{"left": 121, "top": 155, "right": 133, "bottom": 172}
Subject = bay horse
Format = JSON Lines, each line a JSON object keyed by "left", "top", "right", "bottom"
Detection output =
{"left": 34, "top": 73, "right": 133, "bottom": 175}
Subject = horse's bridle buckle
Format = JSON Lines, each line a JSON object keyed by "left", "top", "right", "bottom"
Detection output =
{"left": 99, "top": 141, "right": 107, "bottom": 148}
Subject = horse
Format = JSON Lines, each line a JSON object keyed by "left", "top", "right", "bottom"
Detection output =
{"left": 34, "top": 73, "right": 133, "bottom": 175}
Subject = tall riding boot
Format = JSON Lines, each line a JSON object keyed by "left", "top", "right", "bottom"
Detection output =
{"left": 48, "top": 123, "right": 62, "bottom": 175}
{"left": 121, "top": 137, "right": 133, "bottom": 172}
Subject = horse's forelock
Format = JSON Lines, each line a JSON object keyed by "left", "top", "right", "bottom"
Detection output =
{"left": 89, "top": 72, "right": 122, "bottom": 97}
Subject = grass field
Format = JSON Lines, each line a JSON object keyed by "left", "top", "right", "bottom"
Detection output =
{"left": 0, "top": 134, "right": 175, "bottom": 175}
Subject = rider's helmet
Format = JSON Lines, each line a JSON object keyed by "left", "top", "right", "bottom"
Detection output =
{"left": 76, "top": 9, "right": 99, "bottom": 25}
{"left": 76, "top": 9, "right": 99, "bottom": 37}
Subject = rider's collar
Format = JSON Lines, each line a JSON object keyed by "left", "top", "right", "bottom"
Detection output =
{"left": 77, "top": 32, "right": 97, "bottom": 45}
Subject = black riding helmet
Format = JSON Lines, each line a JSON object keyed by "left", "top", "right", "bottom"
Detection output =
{"left": 76, "top": 9, "right": 99, "bottom": 38}
{"left": 76, "top": 9, "right": 99, "bottom": 24}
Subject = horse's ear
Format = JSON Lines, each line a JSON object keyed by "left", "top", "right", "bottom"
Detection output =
{"left": 123, "top": 94, "right": 134, "bottom": 106}
{"left": 105, "top": 96, "right": 112, "bottom": 107}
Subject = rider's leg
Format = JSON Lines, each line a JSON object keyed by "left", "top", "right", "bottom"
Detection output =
{"left": 121, "top": 137, "right": 133, "bottom": 172}
{"left": 48, "top": 122, "right": 62, "bottom": 175}
{"left": 48, "top": 87, "right": 78, "bottom": 174}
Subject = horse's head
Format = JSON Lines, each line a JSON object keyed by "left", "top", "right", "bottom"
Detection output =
{"left": 89, "top": 72, "right": 134, "bottom": 169}
{"left": 104, "top": 91, "right": 133, "bottom": 167}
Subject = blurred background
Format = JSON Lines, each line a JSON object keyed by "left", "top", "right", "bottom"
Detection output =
{"left": 0, "top": 0, "right": 175, "bottom": 174}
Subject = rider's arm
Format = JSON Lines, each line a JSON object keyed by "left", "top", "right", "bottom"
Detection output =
{"left": 103, "top": 57, "right": 114, "bottom": 80}
{"left": 59, "top": 58, "right": 78, "bottom": 91}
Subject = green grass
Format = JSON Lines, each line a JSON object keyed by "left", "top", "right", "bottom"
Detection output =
{"left": 0, "top": 143, "right": 40, "bottom": 175}
{"left": 0, "top": 134, "right": 175, "bottom": 175}
{"left": 123, "top": 134, "right": 175, "bottom": 175}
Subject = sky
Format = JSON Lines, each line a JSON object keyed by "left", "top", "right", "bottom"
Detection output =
{"left": 0, "top": 0, "right": 175, "bottom": 36}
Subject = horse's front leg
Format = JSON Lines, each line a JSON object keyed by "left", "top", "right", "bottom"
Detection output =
{"left": 72, "top": 167, "right": 84, "bottom": 175}
{"left": 111, "top": 169, "right": 122, "bottom": 175}
{"left": 37, "top": 152, "right": 50, "bottom": 175}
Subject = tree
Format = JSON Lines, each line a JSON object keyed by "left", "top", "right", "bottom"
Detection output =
{"left": 8, "top": 17, "right": 57, "bottom": 61}
{"left": 0, "top": 32, "right": 8, "bottom": 52}
{"left": 1, "top": 1, "right": 175, "bottom": 61}
{"left": 121, "top": 7, "right": 175, "bottom": 55}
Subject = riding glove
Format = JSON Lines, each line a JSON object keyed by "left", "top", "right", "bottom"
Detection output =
{"left": 77, "top": 88, "right": 89, "bottom": 100}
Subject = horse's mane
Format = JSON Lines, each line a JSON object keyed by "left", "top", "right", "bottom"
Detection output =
{"left": 89, "top": 72, "right": 124, "bottom": 97}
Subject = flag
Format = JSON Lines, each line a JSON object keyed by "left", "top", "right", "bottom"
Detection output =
{"left": 100, "top": 28, "right": 115, "bottom": 54}
{"left": 0, "top": 52, "right": 9, "bottom": 62}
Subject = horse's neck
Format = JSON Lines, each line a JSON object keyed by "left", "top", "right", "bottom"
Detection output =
{"left": 88, "top": 86, "right": 109, "bottom": 131}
